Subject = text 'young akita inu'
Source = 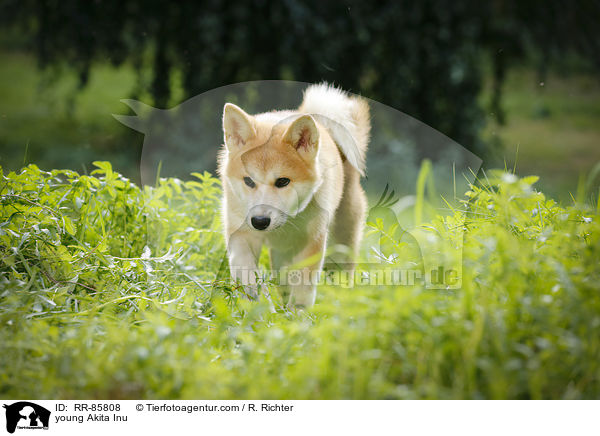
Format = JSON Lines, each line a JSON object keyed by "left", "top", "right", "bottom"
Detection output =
{"left": 219, "top": 84, "right": 370, "bottom": 307}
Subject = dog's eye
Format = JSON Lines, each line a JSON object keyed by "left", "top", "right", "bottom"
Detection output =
{"left": 274, "top": 177, "right": 290, "bottom": 188}
{"left": 244, "top": 177, "right": 256, "bottom": 188}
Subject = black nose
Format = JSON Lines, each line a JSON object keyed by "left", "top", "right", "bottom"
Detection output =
{"left": 251, "top": 216, "right": 271, "bottom": 230}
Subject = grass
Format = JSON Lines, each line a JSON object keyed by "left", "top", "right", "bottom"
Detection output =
{"left": 1, "top": 162, "right": 599, "bottom": 399}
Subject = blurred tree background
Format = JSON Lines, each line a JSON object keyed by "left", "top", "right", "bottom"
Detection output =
{"left": 0, "top": 0, "right": 599, "bottom": 200}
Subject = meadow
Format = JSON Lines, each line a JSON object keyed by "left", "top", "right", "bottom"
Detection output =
{"left": 2, "top": 48, "right": 600, "bottom": 201}
{"left": 481, "top": 67, "right": 600, "bottom": 201}
{"left": 1, "top": 162, "right": 598, "bottom": 399}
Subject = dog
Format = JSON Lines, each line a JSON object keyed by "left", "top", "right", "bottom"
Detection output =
{"left": 218, "top": 83, "right": 370, "bottom": 307}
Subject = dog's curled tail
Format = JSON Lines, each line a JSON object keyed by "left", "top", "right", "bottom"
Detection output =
{"left": 299, "top": 83, "right": 370, "bottom": 176}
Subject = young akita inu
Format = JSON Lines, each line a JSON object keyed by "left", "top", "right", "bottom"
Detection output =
{"left": 218, "top": 83, "right": 370, "bottom": 307}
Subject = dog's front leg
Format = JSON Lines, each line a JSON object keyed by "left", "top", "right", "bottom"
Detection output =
{"left": 227, "top": 231, "right": 262, "bottom": 299}
{"left": 286, "top": 237, "right": 326, "bottom": 308}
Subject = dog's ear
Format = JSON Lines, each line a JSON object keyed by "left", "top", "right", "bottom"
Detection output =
{"left": 283, "top": 115, "right": 319, "bottom": 162}
{"left": 223, "top": 103, "right": 256, "bottom": 150}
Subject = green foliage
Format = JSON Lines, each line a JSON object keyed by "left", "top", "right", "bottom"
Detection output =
{"left": 1, "top": 163, "right": 599, "bottom": 399}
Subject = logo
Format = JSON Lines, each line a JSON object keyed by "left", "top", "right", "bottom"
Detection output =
{"left": 2, "top": 402, "right": 50, "bottom": 434}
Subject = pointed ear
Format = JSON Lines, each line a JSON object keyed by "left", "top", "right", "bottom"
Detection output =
{"left": 283, "top": 115, "right": 319, "bottom": 161}
{"left": 223, "top": 103, "right": 256, "bottom": 150}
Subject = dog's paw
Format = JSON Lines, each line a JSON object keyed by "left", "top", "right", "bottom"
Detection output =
{"left": 287, "top": 284, "right": 316, "bottom": 308}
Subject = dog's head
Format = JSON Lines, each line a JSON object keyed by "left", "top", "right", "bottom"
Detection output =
{"left": 220, "top": 103, "right": 322, "bottom": 232}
